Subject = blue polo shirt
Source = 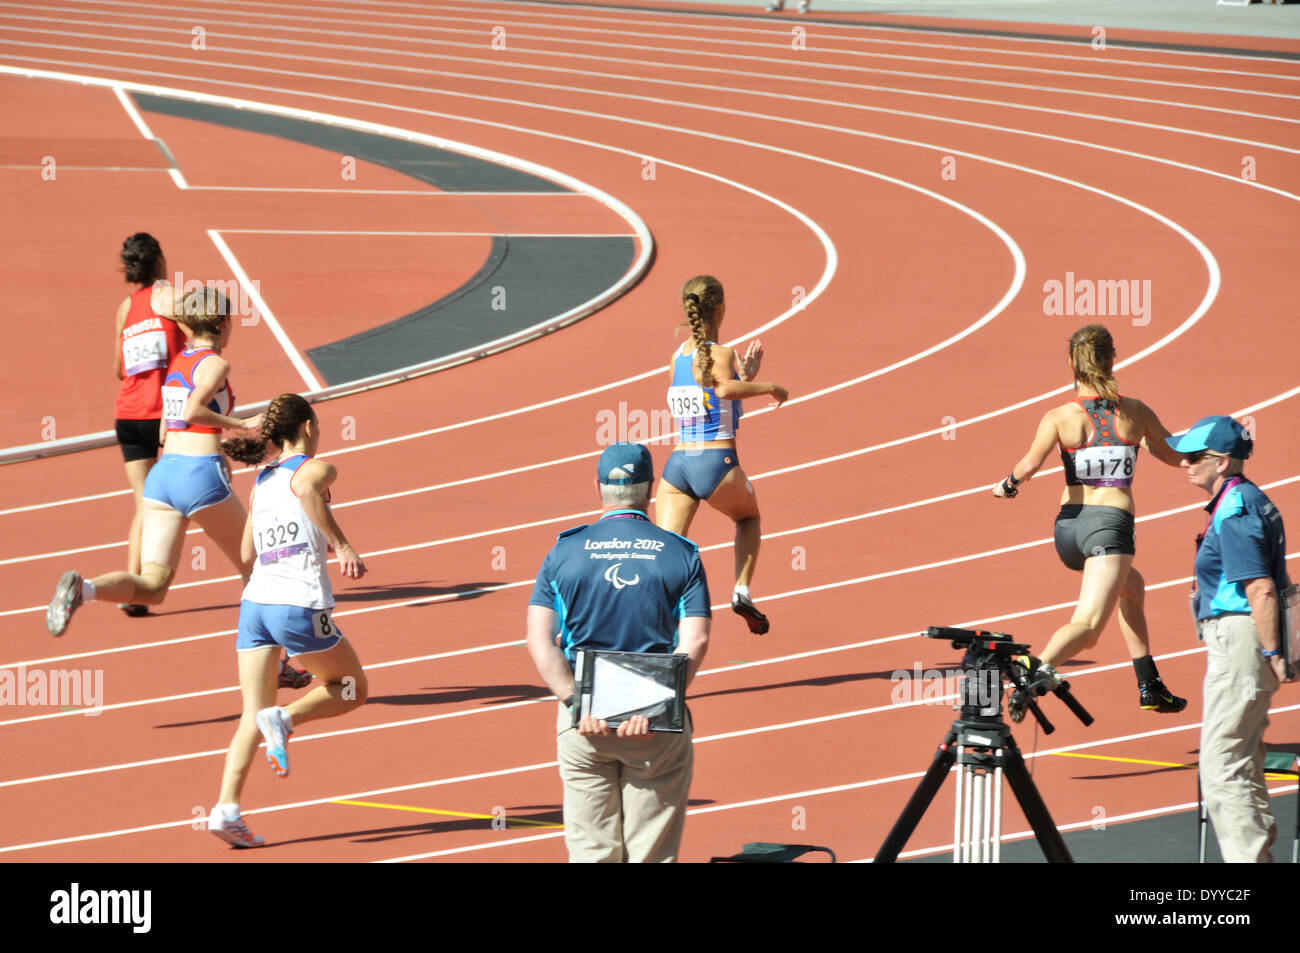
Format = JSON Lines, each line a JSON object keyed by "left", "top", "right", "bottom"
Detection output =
{"left": 529, "top": 509, "right": 711, "bottom": 664}
{"left": 1194, "top": 478, "right": 1289, "bottom": 620}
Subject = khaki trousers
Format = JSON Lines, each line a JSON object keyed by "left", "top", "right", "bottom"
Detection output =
{"left": 1199, "top": 614, "right": 1279, "bottom": 863}
{"left": 555, "top": 703, "right": 693, "bottom": 863}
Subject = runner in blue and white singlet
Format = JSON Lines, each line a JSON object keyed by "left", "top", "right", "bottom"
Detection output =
{"left": 210, "top": 393, "right": 368, "bottom": 849}
{"left": 655, "top": 275, "right": 788, "bottom": 636}
{"left": 242, "top": 454, "right": 333, "bottom": 612}
{"left": 667, "top": 341, "right": 743, "bottom": 443}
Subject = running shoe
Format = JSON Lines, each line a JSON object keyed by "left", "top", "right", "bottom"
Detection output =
{"left": 208, "top": 809, "right": 265, "bottom": 848}
{"left": 766, "top": 0, "right": 784, "bottom": 9}
{"left": 797, "top": 0, "right": 810, "bottom": 11}
{"left": 118, "top": 603, "right": 148, "bottom": 618}
{"left": 731, "top": 592, "right": 770, "bottom": 635}
{"left": 46, "top": 571, "right": 83, "bottom": 637}
{"left": 278, "top": 657, "right": 312, "bottom": 690}
{"left": 256, "top": 706, "right": 292, "bottom": 778}
{"left": 1139, "top": 679, "right": 1187, "bottom": 714}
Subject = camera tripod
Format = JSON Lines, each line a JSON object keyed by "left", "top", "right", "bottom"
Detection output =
{"left": 874, "top": 627, "right": 1093, "bottom": 863}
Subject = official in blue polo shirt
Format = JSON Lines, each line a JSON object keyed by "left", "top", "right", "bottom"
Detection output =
{"left": 1170, "top": 415, "right": 1292, "bottom": 862}
{"left": 525, "top": 443, "right": 711, "bottom": 863}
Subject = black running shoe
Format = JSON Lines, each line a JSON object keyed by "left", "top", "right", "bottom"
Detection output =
{"left": 278, "top": 658, "right": 313, "bottom": 690}
{"left": 1139, "top": 679, "right": 1187, "bottom": 713}
{"left": 731, "top": 592, "right": 770, "bottom": 635}
{"left": 118, "top": 603, "right": 149, "bottom": 618}
{"left": 47, "top": 570, "right": 82, "bottom": 637}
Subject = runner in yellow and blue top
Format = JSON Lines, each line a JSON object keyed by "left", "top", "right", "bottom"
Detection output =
{"left": 993, "top": 324, "right": 1189, "bottom": 717}
{"left": 205, "top": 393, "right": 368, "bottom": 849}
{"left": 655, "top": 275, "right": 788, "bottom": 635}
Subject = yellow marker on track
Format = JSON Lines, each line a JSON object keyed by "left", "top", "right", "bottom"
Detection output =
{"left": 333, "top": 799, "right": 562, "bottom": 828}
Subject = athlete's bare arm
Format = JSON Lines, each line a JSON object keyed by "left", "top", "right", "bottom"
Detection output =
{"left": 294, "top": 459, "right": 365, "bottom": 579}
{"left": 709, "top": 344, "right": 788, "bottom": 406}
{"left": 995, "top": 407, "right": 1061, "bottom": 497}
{"left": 1128, "top": 397, "right": 1184, "bottom": 467}
{"left": 113, "top": 297, "right": 130, "bottom": 381}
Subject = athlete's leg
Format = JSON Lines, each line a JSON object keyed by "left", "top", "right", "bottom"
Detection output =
{"left": 1116, "top": 565, "right": 1151, "bottom": 659}
{"left": 217, "top": 645, "right": 280, "bottom": 804}
{"left": 1039, "top": 553, "right": 1132, "bottom": 668}
{"left": 655, "top": 478, "right": 700, "bottom": 538}
{"left": 281, "top": 637, "right": 367, "bottom": 727}
{"left": 90, "top": 502, "right": 187, "bottom": 604}
{"left": 705, "top": 465, "right": 760, "bottom": 587}
{"left": 123, "top": 458, "right": 153, "bottom": 576}
{"left": 191, "top": 492, "right": 252, "bottom": 584}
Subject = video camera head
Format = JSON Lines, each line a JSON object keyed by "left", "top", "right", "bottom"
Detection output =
{"left": 925, "top": 626, "right": 1031, "bottom": 658}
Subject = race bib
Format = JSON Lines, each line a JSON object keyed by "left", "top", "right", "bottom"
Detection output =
{"left": 122, "top": 329, "right": 168, "bottom": 377}
{"left": 161, "top": 385, "right": 189, "bottom": 428}
{"left": 255, "top": 516, "right": 303, "bottom": 557}
{"left": 1075, "top": 445, "right": 1137, "bottom": 485}
{"left": 311, "top": 609, "right": 338, "bottom": 640}
{"left": 667, "top": 385, "right": 707, "bottom": 420}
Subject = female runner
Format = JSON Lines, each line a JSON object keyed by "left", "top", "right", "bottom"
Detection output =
{"left": 207, "top": 393, "right": 368, "bottom": 847}
{"left": 993, "top": 324, "right": 1187, "bottom": 716}
{"left": 50, "top": 286, "right": 311, "bottom": 685}
{"left": 112, "top": 233, "right": 184, "bottom": 617}
{"left": 654, "top": 275, "right": 788, "bottom": 635}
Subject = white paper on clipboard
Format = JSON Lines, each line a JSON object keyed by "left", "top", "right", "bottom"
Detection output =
{"left": 589, "top": 655, "right": 677, "bottom": 720}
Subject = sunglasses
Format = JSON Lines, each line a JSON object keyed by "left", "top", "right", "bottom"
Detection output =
{"left": 1186, "top": 450, "right": 1224, "bottom": 464}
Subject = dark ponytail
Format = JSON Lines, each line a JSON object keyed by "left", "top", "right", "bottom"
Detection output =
{"left": 222, "top": 393, "right": 314, "bottom": 464}
{"left": 120, "top": 232, "right": 166, "bottom": 286}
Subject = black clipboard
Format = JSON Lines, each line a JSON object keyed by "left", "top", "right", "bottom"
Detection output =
{"left": 572, "top": 650, "right": 687, "bottom": 732}
{"left": 1281, "top": 583, "right": 1300, "bottom": 680}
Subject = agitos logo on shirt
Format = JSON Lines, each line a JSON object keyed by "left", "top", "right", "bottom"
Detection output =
{"left": 604, "top": 563, "right": 641, "bottom": 589}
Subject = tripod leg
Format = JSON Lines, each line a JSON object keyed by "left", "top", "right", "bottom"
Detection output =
{"left": 1001, "top": 742, "right": 1074, "bottom": 863}
{"left": 876, "top": 732, "right": 959, "bottom": 862}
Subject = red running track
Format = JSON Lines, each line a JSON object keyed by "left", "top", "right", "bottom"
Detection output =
{"left": 0, "top": 0, "right": 1298, "bottom": 863}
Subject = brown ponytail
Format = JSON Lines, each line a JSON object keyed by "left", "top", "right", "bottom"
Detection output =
{"left": 221, "top": 393, "right": 314, "bottom": 465}
{"left": 1069, "top": 324, "right": 1119, "bottom": 404}
{"left": 680, "top": 275, "right": 725, "bottom": 387}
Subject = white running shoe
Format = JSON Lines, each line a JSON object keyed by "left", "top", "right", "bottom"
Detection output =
{"left": 208, "top": 809, "right": 265, "bottom": 848}
{"left": 766, "top": 0, "right": 784, "bottom": 10}
{"left": 797, "top": 0, "right": 810, "bottom": 11}
{"left": 256, "top": 706, "right": 292, "bottom": 778}
{"left": 47, "top": 571, "right": 83, "bottom": 637}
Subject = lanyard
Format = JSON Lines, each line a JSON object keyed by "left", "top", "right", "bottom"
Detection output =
{"left": 1196, "top": 477, "right": 1244, "bottom": 551}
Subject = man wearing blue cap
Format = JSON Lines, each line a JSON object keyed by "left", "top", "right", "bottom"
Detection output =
{"left": 525, "top": 443, "right": 711, "bottom": 862}
{"left": 1169, "top": 415, "right": 1293, "bottom": 862}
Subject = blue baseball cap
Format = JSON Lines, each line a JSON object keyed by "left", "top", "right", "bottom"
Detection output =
{"left": 1165, "top": 415, "right": 1253, "bottom": 459}
{"left": 597, "top": 443, "right": 653, "bottom": 485}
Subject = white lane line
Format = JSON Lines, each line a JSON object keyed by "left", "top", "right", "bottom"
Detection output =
{"left": 0, "top": 62, "right": 660, "bottom": 464}
{"left": 13, "top": 5, "right": 1298, "bottom": 101}
{"left": 377, "top": 700, "right": 1300, "bottom": 862}
{"left": 874, "top": 785, "right": 1300, "bottom": 862}
{"left": 217, "top": 230, "right": 638, "bottom": 236}
{"left": 207, "top": 229, "right": 322, "bottom": 392}
{"left": 24, "top": 0, "right": 1300, "bottom": 68}
{"left": 111, "top": 83, "right": 154, "bottom": 137}
{"left": 0, "top": 35, "right": 1229, "bottom": 491}
{"left": 5, "top": 668, "right": 1291, "bottom": 855}
{"left": 5, "top": 546, "right": 1296, "bottom": 785}
{"left": 13, "top": 16, "right": 1300, "bottom": 135}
